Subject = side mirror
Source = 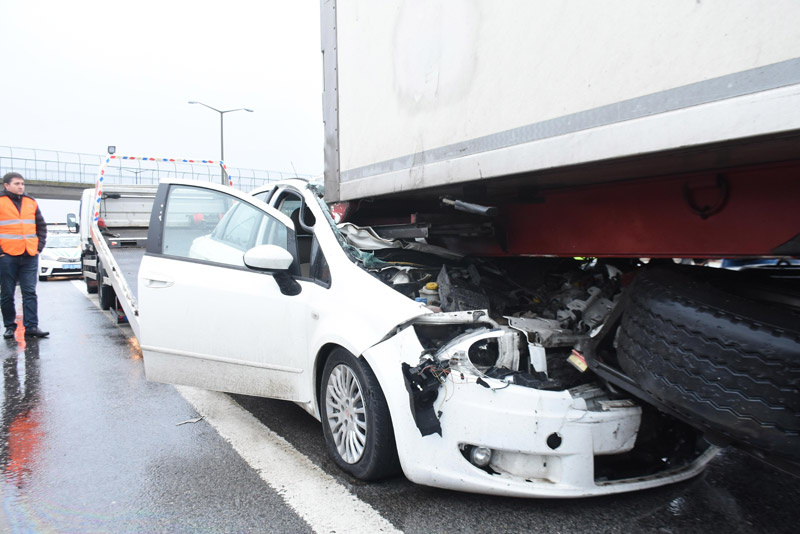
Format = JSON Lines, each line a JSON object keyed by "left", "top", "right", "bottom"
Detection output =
{"left": 66, "top": 213, "right": 79, "bottom": 233}
{"left": 243, "top": 244, "right": 294, "bottom": 271}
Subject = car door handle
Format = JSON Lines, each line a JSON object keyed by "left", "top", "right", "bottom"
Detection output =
{"left": 142, "top": 276, "right": 174, "bottom": 288}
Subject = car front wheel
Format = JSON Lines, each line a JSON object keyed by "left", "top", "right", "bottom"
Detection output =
{"left": 320, "top": 348, "right": 400, "bottom": 481}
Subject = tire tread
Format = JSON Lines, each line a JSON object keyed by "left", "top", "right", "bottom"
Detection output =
{"left": 616, "top": 267, "right": 800, "bottom": 461}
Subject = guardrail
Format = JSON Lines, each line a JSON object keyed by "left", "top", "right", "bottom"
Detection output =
{"left": 0, "top": 146, "right": 313, "bottom": 191}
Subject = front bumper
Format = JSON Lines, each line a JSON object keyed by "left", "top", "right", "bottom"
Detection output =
{"left": 40, "top": 259, "right": 81, "bottom": 278}
{"left": 363, "top": 325, "right": 716, "bottom": 498}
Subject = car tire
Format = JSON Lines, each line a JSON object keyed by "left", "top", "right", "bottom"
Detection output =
{"left": 97, "top": 261, "right": 115, "bottom": 310}
{"left": 320, "top": 348, "right": 401, "bottom": 481}
{"left": 615, "top": 266, "right": 800, "bottom": 470}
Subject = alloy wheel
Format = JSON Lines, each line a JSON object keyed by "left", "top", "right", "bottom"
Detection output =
{"left": 325, "top": 363, "right": 367, "bottom": 464}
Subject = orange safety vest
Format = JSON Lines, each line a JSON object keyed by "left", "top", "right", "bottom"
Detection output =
{"left": 0, "top": 195, "right": 39, "bottom": 256}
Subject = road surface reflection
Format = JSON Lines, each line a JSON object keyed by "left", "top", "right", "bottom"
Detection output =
{"left": 2, "top": 333, "right": 43, "bottom": 528}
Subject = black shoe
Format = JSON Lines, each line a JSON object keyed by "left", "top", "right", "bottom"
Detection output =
{"left": 3, "top": 327, "right": 15, "bottom": 339}
{"left": 24, "top": 326, "right": 49, "bottom": 338}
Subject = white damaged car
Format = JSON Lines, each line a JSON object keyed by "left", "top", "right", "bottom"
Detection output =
{"left": 137, "top": 179, "right": 717, "bottom": 498}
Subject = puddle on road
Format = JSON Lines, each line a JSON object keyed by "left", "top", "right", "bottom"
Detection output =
{"left": 2, "top": 320, "right": 44, "bottom": 529}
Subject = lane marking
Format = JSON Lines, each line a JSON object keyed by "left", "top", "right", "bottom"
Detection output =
{"left": 73, "top": 278, "right": 401, "bottom": 533}
{"left": 177, "top": 386, "right": 402, "bottom": 534}
{"left": 70, "top": 279, "right": 86, "bottom": 292}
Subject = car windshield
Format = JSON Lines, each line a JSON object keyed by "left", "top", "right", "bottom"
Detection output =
{"left": 46, "top": 234, "right": 80, "bottom": 248}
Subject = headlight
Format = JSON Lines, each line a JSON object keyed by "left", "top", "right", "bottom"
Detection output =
{"left": 434, "top": 328, "right": 505, "bottom": 375}
{"left": 40, "top": 252, "right": 57, "bottom": 261}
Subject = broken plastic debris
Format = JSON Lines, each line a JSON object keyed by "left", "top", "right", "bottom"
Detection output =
{"left": 599, "top": 399, "right": 637, "bottom": 410}
{"left": 567, "top": 349, "right": 588, "bottom": 372}
{"left": 176, "top": 416, "right": 204, "bottom": 426}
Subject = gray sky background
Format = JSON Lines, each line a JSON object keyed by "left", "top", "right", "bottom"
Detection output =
{"left": 0, "top": 0, "right": 323, "bottom": 177}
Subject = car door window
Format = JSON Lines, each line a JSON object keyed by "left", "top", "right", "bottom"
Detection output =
{"left": 252, "top": 191, "right": 270, "bottom": 203}
{"left": 214, "top": 203, "right": 261, "bottom": 251}
{"left": 162, "top": 185, "right": 292, "bottom": 267}
{"left": 256, "top": 215, "right": 289, "bottom": 248}
{"left": 162, "top": 186, "right": 233, "bottom": 258}
{"left": 279, "top": 199, "right": 302, "bottom": 219}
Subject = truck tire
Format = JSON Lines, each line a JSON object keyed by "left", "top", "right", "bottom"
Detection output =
{"left": 320, "top": 348, "right": 401, "bottom": 481}
{"left": 97, "top": 261, "right": 116, "bottom": 310}
{"left": 615, "top": 266, "right": 800, "bottom": 471}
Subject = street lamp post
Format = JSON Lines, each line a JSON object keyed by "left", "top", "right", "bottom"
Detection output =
{"left": 122, "top": 168, "right": 153, "bottom": 184}
{"left": 188, "top": 101, "right": 253, "bottom": 184}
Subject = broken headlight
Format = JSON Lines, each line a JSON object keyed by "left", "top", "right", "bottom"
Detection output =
{"left": 432, "top": 327, "right": 506, "bottom": 376}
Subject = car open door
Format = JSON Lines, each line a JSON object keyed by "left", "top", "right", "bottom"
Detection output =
{"left": 137, "top": 180, "right": 316, "bottom": 402}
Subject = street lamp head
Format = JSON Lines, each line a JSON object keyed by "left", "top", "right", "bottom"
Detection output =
{"left": 187, "top": 101, "right": 253, "bottom": 184}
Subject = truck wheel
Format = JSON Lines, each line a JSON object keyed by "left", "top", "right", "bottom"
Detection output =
{"left": 615, "top": 266, "right": 800, "bottom": 471}
{"left": 97, "top": 262, "right": 116, "bottom": 310}
{"left": 320, "top": 348, "right": 400, "bottom": 480}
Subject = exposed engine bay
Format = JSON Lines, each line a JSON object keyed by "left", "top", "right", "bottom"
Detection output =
{"left": 340, "top": 221, "right": 621, "bottom": 390}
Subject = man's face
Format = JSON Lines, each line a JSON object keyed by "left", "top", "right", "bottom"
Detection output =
{"left": 4, "top": 178, "right": 24, "bottom": 195}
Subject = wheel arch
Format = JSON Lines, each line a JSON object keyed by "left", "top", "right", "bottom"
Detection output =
{"left": 315, "top": 342, "right": 402, "bottom": 480}
{"left": 313, "top": 342, "right": 350, "bottom": 417}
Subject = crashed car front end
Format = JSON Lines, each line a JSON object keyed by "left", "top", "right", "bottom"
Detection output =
{"left": 361, "top": 310, "right": 715, "bottom": 498}
{"left": 308, "top": 184, "right": 717, "bottom": 497}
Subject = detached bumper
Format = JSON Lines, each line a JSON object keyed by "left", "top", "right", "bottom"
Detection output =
{"left": 363, "top": 326, "right": 716, "bottom": 498}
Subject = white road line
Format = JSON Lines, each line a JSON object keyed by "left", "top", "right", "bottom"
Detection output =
{"left": 73, "top": 279, "right": 400, "bottom": 533}
{"left": 70, "top": 279, "right": 87, "bottom": 293}
{"left": 176, "top": 385, "right": 402, "bottom": 534}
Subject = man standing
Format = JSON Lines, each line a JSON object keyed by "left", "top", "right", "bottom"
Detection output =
{"left": 0, "top": 172, "right": 49, "bottom": 338}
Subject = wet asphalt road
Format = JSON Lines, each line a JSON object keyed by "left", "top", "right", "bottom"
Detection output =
{"left": 2, "top": 279, "right": 799, "bottom": 533}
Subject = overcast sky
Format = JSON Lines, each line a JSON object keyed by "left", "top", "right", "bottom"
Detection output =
{"left": 0, "top": 1, "right": 323, "bottom": 176}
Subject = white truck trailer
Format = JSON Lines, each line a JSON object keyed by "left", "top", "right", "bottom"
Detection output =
{"left": 320, "top": 1, "right": 800, "bottom": 474}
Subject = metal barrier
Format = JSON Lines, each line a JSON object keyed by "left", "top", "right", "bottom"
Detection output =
{"left": 0, "top": 146, "right": 313, "bottom": 191}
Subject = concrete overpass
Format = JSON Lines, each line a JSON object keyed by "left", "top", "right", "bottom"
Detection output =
{"left": 24, "top": 180, "right": 93, "bottom": 200}
{"left": 2, "top": 146, "right": 315, "bottom": 200}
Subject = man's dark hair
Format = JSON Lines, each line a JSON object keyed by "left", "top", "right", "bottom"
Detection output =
{"left": 2, "top": 172, "right": 24, "bottom": 184}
